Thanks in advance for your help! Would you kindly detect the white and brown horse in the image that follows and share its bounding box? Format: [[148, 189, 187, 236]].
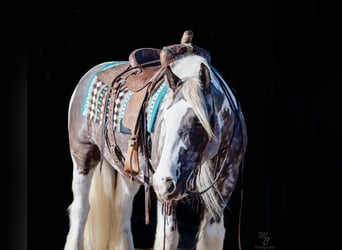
[[64, 39, 247, 250]]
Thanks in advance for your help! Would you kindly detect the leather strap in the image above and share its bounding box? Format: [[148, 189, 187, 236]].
[[122, 68, 165, 176], [124, 135, 140, 175], [122, 86, 148, 129], [105, 82, 126, 168]]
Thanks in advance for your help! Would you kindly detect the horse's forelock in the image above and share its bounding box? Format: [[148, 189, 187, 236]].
[[170, 55, 215, 140], [181, 78, 215, 140]]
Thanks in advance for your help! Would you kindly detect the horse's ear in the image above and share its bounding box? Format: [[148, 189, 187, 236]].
[[165, 65, 182, 91], [199, 63, 211, 91]]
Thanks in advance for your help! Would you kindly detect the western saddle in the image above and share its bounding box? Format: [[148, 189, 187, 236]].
[[96, 30, 211, 177]]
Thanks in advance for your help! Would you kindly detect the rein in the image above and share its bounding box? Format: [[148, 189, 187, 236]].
[[213, 68, 246, 250], [101, 57, 245, 248]]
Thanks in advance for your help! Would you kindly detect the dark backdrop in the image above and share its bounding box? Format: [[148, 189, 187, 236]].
[[4, 1, 338, 249]]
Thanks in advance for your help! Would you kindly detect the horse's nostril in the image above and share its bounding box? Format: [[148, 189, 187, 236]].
[[165, 177, 176, 194]]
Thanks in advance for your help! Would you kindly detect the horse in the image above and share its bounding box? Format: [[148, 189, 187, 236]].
[[64, 32, 247, 250]]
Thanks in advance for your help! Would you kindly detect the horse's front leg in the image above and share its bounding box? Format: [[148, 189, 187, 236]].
[[196, 211, 225, 250], [153, 201, 179, 250], [64, 154, 95, 250], [114, 173, 141, 250]]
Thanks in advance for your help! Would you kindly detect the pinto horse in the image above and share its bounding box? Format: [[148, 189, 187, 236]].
[[64, 35, 247, 250]]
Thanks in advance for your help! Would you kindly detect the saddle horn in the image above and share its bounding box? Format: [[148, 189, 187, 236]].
[[181, 30, 193, 44], [160, 30, 211, 67]]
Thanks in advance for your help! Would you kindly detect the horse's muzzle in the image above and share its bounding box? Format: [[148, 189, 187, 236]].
[[152, 176, 178, 201]]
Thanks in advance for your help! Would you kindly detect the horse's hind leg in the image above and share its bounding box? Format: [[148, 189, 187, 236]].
[[64, 143, 99, 250], [196, 211, 225, 250]]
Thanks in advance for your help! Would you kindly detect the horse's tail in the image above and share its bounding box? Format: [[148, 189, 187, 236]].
[[83, 160, 118, 250]]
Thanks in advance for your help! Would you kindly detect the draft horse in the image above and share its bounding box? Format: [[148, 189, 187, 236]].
[[64, 31, 247, 250]]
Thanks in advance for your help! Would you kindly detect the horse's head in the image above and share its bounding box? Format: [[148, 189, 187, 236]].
[[151, 55, 216, 202]]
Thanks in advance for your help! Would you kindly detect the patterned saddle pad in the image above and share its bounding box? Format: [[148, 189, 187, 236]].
[[81, 61, 167, 134]]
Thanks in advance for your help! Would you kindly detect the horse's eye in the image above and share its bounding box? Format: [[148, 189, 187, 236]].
[[194, 121, 202, 128], [189, 125, 207, 145], [193, 118, 203, 130]]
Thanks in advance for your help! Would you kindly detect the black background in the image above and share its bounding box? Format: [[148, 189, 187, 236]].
[[4, 0, 341, 249]]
